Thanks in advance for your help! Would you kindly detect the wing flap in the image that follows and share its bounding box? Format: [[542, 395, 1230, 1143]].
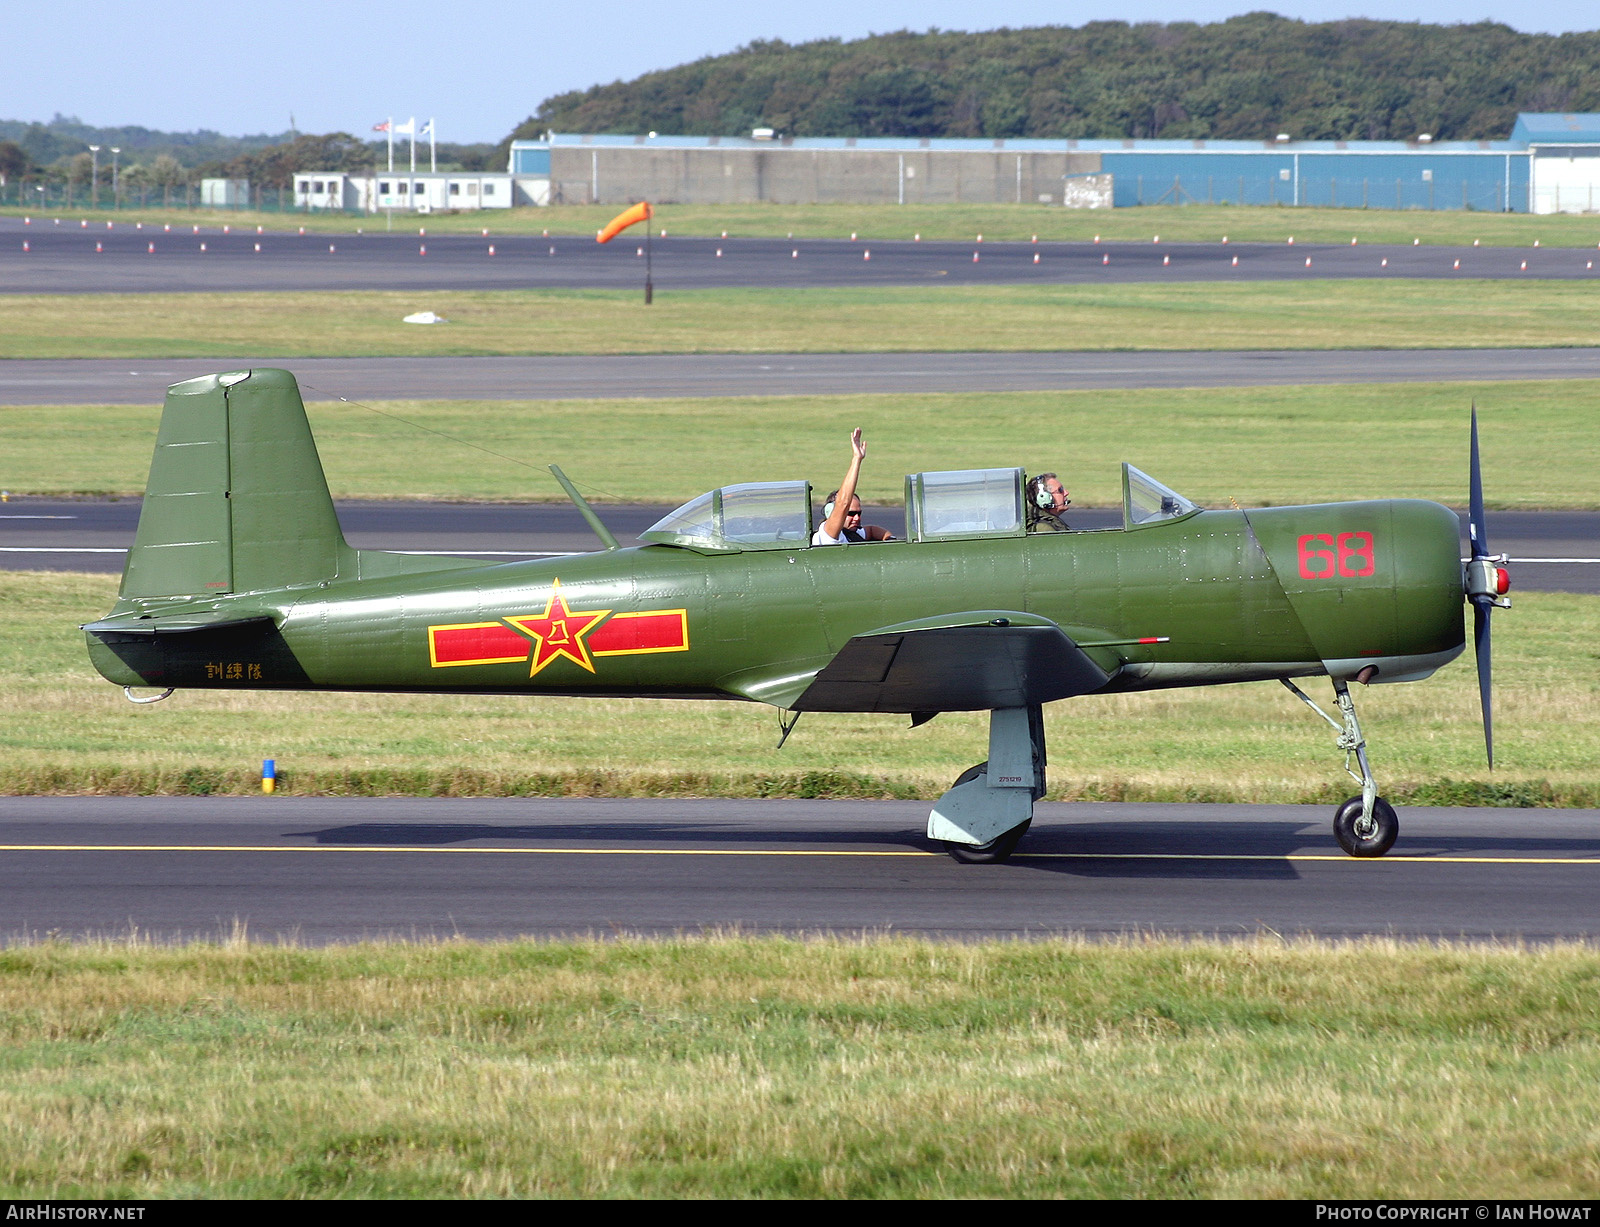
[[794, 611, 1112, 713]]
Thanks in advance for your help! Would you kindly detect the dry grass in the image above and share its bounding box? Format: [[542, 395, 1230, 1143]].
[[2, 935, 1599, 1197]]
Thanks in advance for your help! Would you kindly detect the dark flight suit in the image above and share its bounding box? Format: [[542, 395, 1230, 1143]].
[[1027, 505, 1070, 533]]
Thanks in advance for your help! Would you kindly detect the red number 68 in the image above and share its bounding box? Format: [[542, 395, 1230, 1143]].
[[1298, 531, 1375, 579]]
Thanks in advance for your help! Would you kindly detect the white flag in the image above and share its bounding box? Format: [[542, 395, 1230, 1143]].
[[394, 118, 415, 135]]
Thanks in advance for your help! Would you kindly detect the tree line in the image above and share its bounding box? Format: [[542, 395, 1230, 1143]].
[[0, 118, 498, 208], [508, 13, 1600, 146]]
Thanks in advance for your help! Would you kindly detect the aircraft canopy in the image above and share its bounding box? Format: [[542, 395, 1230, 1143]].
[[905, 467, 1026, 542], [1122, 464, 1200, 528], [641, 481, 813, 552]]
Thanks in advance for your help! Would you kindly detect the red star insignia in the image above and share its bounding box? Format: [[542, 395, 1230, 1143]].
[[503, 580, 611, 677]]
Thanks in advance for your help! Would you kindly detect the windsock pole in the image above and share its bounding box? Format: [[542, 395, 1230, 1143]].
[[596, 201, 656, 304]]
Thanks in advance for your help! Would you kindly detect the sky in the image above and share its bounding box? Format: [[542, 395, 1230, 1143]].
[[8, 2, 1596, 146]]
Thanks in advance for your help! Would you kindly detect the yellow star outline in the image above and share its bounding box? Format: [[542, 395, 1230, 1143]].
[[502, 580, 612, 678]]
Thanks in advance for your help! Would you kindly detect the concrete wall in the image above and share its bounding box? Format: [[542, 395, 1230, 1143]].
[[550, 145, 1103, 206]]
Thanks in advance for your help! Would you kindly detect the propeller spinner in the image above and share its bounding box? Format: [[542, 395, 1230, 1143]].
[[1463, 406, 1512, 766]]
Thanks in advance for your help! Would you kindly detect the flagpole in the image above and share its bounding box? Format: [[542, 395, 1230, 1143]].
[[429, 119, 436, 174], [409, 118, 416, 175], [387, 117, 393, 172]]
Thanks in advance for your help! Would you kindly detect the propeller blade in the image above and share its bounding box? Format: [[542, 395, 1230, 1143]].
[[1468, 405, 1498, 769], [1474, 600, 1493, 769], [1468, 403, 1489, 559]]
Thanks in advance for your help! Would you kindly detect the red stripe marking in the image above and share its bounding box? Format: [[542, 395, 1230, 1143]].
[[431, 622, 529, 665], [590, 610, 687, 655]]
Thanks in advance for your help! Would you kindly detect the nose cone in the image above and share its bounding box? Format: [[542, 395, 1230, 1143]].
[[1388, 499, 1470, 661]]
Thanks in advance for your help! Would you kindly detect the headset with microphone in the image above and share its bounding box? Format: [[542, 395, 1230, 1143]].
[[1029, 474, 1064, 510]]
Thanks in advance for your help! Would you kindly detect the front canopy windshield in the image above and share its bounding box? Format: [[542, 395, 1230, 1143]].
[[640, 481, 812, 551], [1123, 463, 1200, 528]]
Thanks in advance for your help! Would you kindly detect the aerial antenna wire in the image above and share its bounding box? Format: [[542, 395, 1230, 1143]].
[[296, 381, 634, 503]]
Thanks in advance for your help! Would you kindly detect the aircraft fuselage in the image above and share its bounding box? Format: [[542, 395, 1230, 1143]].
[[87, 498, 1465, 710]]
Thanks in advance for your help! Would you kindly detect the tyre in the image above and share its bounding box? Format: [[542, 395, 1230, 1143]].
[[943, 818, 1031, 864], [1333, 796, 1398, 858]]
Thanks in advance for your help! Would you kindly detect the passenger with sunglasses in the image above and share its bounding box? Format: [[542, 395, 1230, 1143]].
[[812, 427, 894, 545]]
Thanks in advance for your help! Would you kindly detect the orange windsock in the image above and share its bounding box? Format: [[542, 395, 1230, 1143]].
[[597, 201, 653, 244]]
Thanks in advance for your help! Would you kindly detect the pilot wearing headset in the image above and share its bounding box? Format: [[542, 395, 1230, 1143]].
[[1025, 472, 1071, 533], [813, 427, 894, 545]]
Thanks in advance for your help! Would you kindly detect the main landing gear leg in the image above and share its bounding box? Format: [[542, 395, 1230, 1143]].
[[928, 705, 1045, 864], [1281, 677, 1399, 858]]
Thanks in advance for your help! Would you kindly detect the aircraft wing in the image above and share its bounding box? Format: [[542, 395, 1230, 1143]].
[[792, 611, 1112, 713]]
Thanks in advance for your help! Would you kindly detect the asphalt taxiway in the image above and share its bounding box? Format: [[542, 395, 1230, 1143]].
[[4, 217, 1598, 294], [8, 347, 1600, 406], [4, 796, 1598, 943]]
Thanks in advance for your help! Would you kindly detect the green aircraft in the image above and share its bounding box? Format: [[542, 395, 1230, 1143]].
[[83, 369, 1511, 863]]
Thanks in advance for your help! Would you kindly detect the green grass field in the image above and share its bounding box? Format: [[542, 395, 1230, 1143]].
[[8, 280, 1600, 359], [4, 379, 1594, 509], [9, 201, 1600, 247], [10, 572, 1595, 805], [4, 936, 1600, 1198]]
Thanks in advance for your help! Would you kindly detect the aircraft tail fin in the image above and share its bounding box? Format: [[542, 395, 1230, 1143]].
[[121, 369, 352, 599]]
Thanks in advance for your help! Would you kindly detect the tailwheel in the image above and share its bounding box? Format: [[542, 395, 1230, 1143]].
[[1333, 796, 1398, 858]]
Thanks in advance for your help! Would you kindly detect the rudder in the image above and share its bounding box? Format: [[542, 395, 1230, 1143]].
[[121, 369, 350, 598]]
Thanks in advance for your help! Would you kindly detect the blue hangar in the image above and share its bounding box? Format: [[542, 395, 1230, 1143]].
[[509, 113, 1600, 214]]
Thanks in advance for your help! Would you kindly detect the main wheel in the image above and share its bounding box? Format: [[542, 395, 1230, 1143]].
[[943, 818, 1032, 864], [1333, 796, 1398, 858]]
